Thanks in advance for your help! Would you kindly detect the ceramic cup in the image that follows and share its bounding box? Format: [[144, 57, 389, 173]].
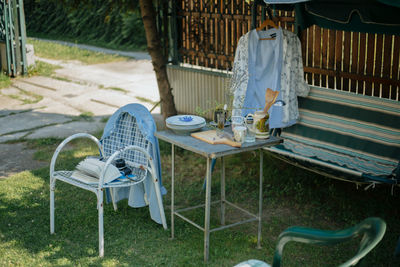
[[246, 110, 269, 135]]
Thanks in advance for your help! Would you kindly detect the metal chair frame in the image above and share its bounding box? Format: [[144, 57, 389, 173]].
[[50, 114, 167, 257]]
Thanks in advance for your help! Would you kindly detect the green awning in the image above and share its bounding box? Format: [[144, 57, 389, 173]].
[[378, 0, 400, 8], [295, 0, 400, 35], [264, 0, 400, 35]]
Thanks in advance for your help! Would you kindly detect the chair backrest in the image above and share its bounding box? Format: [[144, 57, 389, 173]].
[[101, 112, 151, 170], [272, 217, 386, 267]]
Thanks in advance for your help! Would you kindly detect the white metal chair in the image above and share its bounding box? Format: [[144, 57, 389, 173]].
[[50, 106, 167, 257]]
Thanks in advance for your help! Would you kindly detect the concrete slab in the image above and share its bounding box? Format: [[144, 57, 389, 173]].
[[26, 119, 106, 139], [13, 79, 115, 116], [0, 111, 73, 136], [14, 79, 90, 98], [54, 60, 160, 102], [90, 89, 139, 107], [32, 98, 82, 116], [1, 87, 20, 96], [0, 86, 40, 103], [0, 132, 26, 143], [0, 95, 24, 112], [19, 76, 90, 91], [2, 45, 163, 143]]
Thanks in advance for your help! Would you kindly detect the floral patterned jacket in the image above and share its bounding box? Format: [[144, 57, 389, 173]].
[[230, 28, 309, 128]]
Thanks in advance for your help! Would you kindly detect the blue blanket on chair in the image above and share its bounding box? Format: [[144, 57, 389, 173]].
[[102, 103, 166, 224]]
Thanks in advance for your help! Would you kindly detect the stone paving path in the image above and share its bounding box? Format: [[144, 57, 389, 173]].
[[0, 48, 163, 177]]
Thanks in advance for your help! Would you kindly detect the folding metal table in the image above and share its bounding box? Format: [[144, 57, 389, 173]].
[[155, 129, 281, 262]]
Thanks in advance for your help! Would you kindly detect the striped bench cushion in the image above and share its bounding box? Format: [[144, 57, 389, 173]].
[[269, 86, 400, 181]]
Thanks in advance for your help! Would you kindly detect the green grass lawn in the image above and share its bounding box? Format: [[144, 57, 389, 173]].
[[0, 137, 399, 266], [28, 38, 127, 65]]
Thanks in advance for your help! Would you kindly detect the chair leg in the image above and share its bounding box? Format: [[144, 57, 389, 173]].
[[50, 180, 55, 234], [153, 176, 168, 230], [110, 188, 118, 211], [98, 189, 104, 257]]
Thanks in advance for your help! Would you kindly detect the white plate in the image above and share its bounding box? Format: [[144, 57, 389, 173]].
[[167, 121, 206, 135], [166, 122, 205, 130], [166, 115, 205, 126]]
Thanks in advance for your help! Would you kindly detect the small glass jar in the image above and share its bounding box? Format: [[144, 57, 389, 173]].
[[245, 114, 256, 143], [233, 126, 246, 143]]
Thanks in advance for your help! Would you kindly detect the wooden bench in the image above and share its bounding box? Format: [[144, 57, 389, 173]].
[[265, 86, 400, 187]]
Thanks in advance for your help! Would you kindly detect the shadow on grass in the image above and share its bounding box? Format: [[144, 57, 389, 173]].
[[0, 142, 399, 266]]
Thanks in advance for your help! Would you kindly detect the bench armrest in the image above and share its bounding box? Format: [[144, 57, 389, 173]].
[[272, 217, 386, 267]]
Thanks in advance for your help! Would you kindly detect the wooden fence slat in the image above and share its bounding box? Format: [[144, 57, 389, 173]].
[[307, 27, 314, 85], [300, 29, 308, 83], [205, 14, 209, 68], [350, 32, 359, 93], [313, 26, 321, 87], [357, 33, 367, 95], [381, 35, 392, 99], [374, 34, 384, 97], [365, 33, 375, 96], [392, 37, 400, 100], [335, 31, 343, 90], [327, 29, 336, 88], [321, 28, 328, 87], [342, 31, 351, 92]]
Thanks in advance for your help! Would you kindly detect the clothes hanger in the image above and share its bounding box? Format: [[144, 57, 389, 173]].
[[256, 19, 278, 31], [257, 19, 278, 40]]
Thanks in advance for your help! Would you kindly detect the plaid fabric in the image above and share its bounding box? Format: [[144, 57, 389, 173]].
[[272, 86, 400, 180], [102, 112, 150, 171]]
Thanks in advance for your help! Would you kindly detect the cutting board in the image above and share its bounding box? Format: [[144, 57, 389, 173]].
[[191, 130, 241, 148]]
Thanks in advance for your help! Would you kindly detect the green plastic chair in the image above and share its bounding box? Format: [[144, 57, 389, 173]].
[[234, 217, 386, 267]]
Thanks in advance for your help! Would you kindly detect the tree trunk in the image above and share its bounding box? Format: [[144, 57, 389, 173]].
[[139, 0, 177, 119]]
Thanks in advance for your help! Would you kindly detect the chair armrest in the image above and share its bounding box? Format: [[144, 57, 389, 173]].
[[100, 145, 157, 186], [50, 133, 102, 179], [272, 217, 386, 267]]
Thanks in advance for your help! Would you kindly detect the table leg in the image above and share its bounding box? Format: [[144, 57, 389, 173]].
[[204, 157, 212, 262], [220, 157, 225, 225], [171, 144, 175, 239], [257, 149, 263, 249]]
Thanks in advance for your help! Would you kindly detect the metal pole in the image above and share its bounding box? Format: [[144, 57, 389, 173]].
[[3, 1, 11, 76], [171, 144, 175, 239], [257, 149, 263, 249], [204, 157, 212, 262], [98, 189, 104, 257], [12, 0, 21, 75], [6, 0, 15, 76], [50, 183, 55, 234], [220, 157, 225, 225], [170, 0, 179, 64], [251, 0, 257, 29], [17, 0, 27, 75]]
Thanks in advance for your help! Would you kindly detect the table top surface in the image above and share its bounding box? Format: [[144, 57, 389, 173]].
[[155, 128, 282, 158]]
